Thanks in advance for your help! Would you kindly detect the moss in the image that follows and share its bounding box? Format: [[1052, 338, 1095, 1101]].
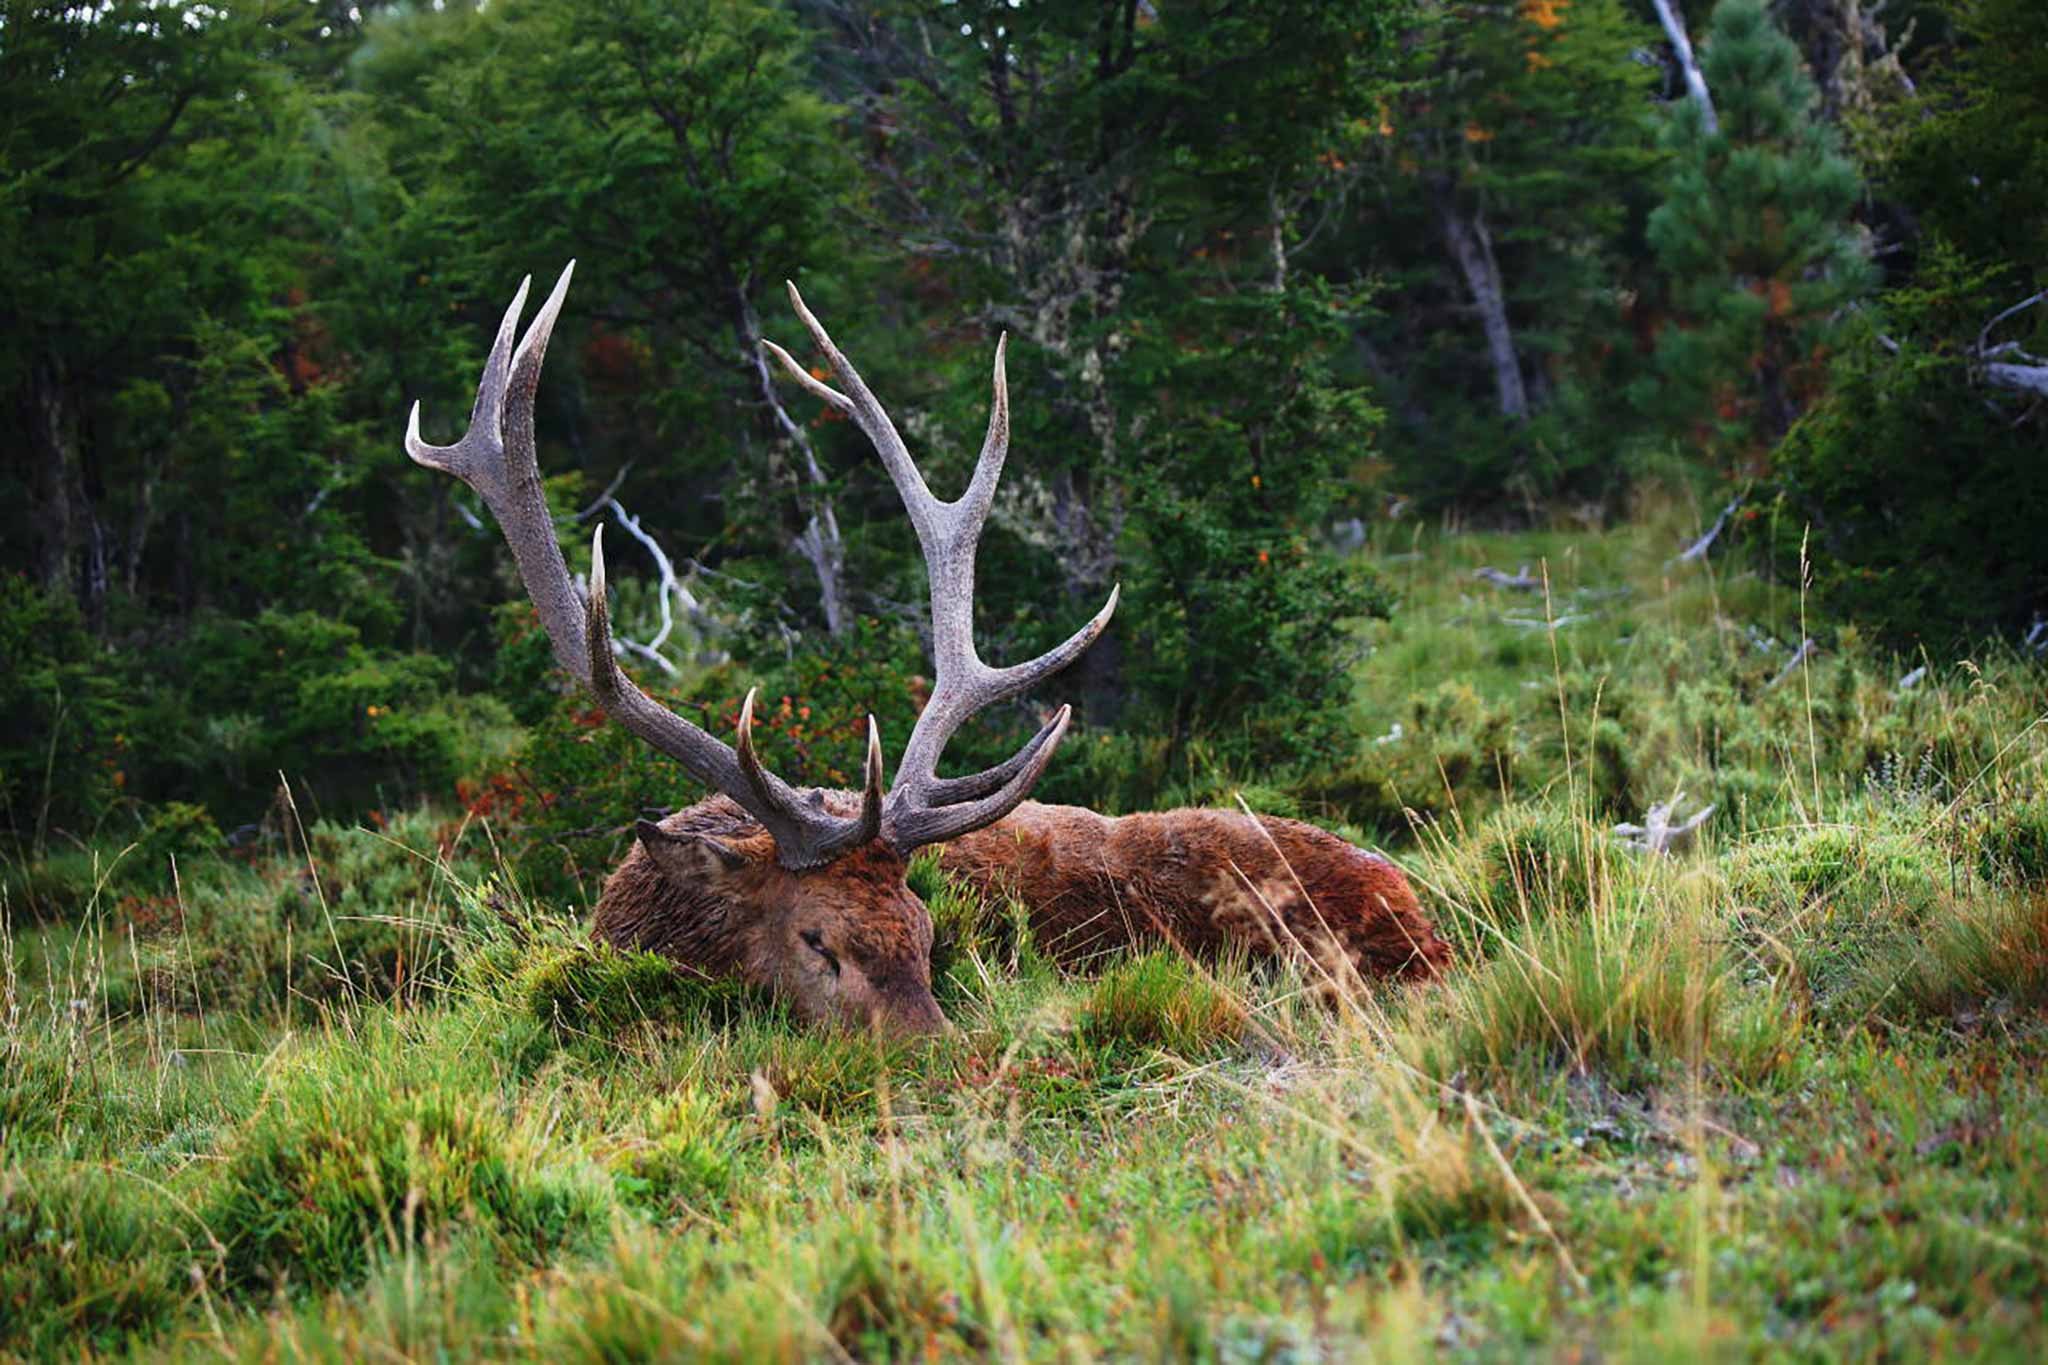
[[1975, 792, 2048, 887], [512, 939, 754, 1038], [1727, 808, 1957, 1018]]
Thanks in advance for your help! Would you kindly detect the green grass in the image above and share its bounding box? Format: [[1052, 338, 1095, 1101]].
[[5, 505, 2047, 1360]]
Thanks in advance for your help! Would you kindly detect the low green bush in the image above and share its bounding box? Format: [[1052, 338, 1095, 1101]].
[[1727, 806, 1957, 1019], [1074, 951, 1245, 1057], [208, 1040, 603, 1297], [0, 1161, 190, 1356]]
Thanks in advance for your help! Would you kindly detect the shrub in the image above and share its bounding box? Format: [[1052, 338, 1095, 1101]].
[[0, 1161, 188, 1356], [119, 608, 510, 827], [0, 574, 128, 846], [1768, 252, 2048, 651], [1074, 951, 1245, 1057], [126, 801, 222, 891], [208, 1044, 602, 1297]]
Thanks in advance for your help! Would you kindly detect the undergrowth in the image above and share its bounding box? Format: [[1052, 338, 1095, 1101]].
[[4, 508, 2046, 1360]]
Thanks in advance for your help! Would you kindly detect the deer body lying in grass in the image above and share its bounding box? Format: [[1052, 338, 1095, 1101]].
[[409, 265, 1446, 1035], [935, 803, 1447, 983]]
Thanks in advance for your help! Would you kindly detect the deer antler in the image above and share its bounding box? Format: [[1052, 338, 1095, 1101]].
[[764, 282, 1118, 852], [407, 265, 882, 870]]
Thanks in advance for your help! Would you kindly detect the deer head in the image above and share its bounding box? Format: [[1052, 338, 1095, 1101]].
[[405, 264, 1114, 1036]]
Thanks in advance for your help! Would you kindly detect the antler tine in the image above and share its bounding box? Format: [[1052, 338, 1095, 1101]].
[[407, 263, 586, 685], [918, 705, 1067, 806], [773, 282, 948, 549], [887, 707, 1074, 852], [766, 286, 1115, 853], [411, 271, 876, 874]]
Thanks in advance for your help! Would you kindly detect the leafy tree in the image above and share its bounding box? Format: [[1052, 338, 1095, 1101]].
[[1643, 0, 1872, 471], [1889, 0, 2048, 290], [355, 0, 864, 643], [1762, 1, 2048, 651], [1771, 248, 2047, 649], [1341, 0, 1663, 510]]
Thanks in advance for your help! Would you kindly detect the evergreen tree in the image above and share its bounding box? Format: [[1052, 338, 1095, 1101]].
[[1644, 0, 1871, 471], [1333, 0, 1663, 511]]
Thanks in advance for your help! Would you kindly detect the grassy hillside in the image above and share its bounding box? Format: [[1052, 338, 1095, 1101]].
[[7, 507, 2047, 1361]]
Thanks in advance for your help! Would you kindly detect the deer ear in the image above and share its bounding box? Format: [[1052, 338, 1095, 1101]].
[[636, 819, 748, 883]]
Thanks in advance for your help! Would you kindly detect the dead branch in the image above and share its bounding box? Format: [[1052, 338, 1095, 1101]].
[[1649, 0, 1718, 135], [1501, 612, 1594, 629], [1764, 636, 1818, 690], [1672, 497, 1741, 566], [1614, 791, 1715, 855], [597, 497, 719, 675], [1474, 564, 1541, 591]]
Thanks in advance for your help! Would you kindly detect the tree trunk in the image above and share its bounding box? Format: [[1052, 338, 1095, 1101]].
[[25, 356, 81, 601], [1434, 187, 1530, 421]]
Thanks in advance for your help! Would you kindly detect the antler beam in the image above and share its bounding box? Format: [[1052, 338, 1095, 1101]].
[[408, 265, 880, 871], [764, 283, 1118, 851]]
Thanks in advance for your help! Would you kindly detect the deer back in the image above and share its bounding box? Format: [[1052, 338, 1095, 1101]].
[[936, 803, 1449, 981]]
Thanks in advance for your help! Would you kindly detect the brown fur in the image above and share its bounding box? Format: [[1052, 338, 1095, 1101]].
[[594, 794, 942, 1035], [937, 802, 1449, 982], [592, 794, 1446, 1029]]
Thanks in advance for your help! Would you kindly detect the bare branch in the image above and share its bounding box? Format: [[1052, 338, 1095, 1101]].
[[1474, 564, 1540, 592], [1614, 792, 1715, 855], [1672, 497, 1741, 566], [1764, 637, 1818, 690], [1649, 0, 1718, 134]]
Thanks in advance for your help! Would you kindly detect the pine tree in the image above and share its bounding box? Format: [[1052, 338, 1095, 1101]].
[[1644, 0, 1871, 471]]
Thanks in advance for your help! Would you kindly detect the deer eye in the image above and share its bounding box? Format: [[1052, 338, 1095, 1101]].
[[799, 929, 840, 977]]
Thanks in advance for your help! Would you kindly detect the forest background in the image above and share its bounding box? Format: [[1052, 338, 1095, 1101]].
[[4, 0, 2043, 878]]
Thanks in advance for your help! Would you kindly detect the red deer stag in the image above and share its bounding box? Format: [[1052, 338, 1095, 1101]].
[[408, 265, 1445, 1035]]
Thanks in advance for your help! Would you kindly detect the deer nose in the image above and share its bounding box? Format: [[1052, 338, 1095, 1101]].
[[873, 993, 951, 1039]]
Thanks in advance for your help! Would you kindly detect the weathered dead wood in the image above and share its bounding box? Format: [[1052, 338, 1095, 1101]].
[[1614, 791, 1715, 855]]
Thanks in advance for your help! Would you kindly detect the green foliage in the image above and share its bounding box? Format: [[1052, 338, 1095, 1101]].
[[1975, 791, 2048, 887], [1770, 256, 2048, 650], [1437, 803, 1604, 958], [1338, 0, 1664, 511], [1644, 0, 1873, 467], [208, 1028, 603, 1297], [1727, 801, 1957, 1020], [611, 1086, 748, 1218], [0, 575, 127, 847], [1073, 951, 1246, 1057], [0, 1162, 187, 1357], [1120, 286, 1396, 766], [1887, 0, 2048, 288], [510, 939, 756, 1038]]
